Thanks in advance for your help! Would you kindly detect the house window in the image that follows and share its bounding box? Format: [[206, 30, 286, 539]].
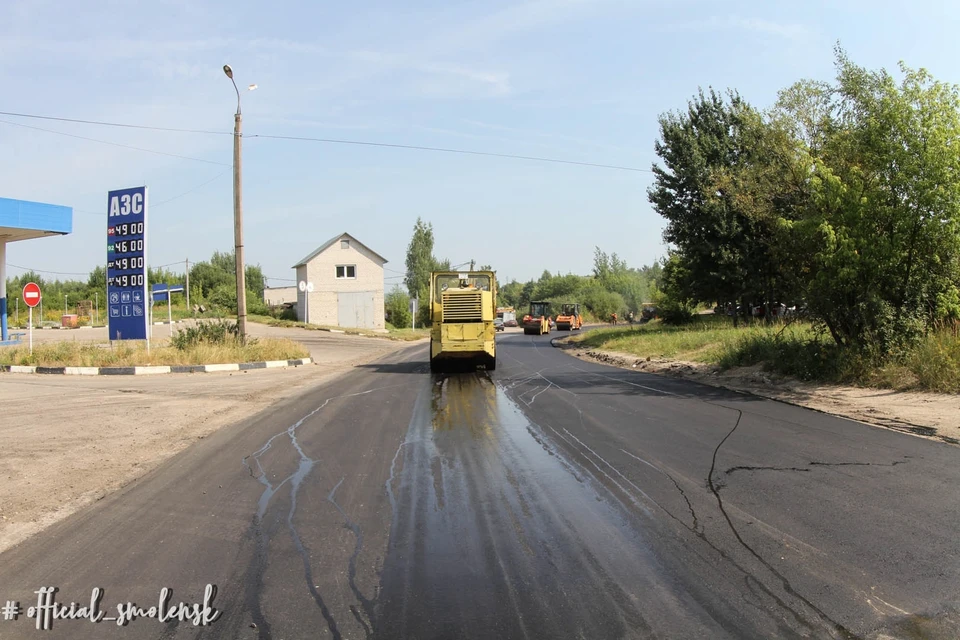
[[341, 239, 350, 249], [336, 265, 356, 279]]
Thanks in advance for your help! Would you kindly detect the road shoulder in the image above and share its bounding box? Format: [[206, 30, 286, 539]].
[[0, 331, 419, 555]]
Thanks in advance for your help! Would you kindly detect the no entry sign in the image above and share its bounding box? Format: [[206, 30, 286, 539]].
[[22, 282, 41, 308]]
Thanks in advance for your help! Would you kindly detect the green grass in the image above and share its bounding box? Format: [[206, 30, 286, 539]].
[[247, 315, 430, 341], [567, 315, 960, 392], [0, 336, 308, 367], [570, 314, 772, 361]]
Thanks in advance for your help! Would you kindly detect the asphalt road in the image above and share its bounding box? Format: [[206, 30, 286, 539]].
[[0, 330, 958, 639]]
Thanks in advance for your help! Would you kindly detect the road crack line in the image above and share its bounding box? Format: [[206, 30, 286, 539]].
[[725, 465, 811, 476], [620, 448, 701, 534], [328, 477, 377, 638], [240, 383, 412, 640], [707, 410, 861, 639]]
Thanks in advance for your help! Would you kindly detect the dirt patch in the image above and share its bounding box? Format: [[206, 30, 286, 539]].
[[554, 337, 960, 446], [0, 331, 414, 555]]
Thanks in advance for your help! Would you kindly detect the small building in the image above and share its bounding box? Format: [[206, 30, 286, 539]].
[[263, 285, 298, 308], [292, 232, 387, 329]]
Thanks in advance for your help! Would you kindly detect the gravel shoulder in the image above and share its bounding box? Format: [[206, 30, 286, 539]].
[[0, 326, 424, 554], [554, 337, 960, 446]]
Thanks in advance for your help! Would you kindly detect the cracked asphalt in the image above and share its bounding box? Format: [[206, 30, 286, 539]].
[[0, 331, 958, 639]]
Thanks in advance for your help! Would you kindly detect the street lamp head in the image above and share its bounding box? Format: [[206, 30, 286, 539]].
[[223, 64, 233, 79]]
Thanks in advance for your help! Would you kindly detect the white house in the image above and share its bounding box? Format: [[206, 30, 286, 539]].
[[292, 232, 387, 329]]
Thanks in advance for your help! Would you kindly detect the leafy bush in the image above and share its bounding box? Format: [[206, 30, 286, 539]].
[[580, 283, 625, 320], [385, 287, 412, 329], [267, 305, 297, 321], [246, 293, 269, 316], [650, 283, 696, 325], [207, 284, 237, 311], [170, 318, 240, 351], [206, 283, 268, 316]]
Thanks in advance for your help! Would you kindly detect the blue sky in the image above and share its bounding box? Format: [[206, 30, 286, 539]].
[[1, 0, 959, 290]]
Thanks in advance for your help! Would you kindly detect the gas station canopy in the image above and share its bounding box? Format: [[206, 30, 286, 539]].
[[0, 197, 73, 241], [0, 196, 73, 344]]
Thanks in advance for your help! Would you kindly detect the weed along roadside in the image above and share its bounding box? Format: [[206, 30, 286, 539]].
[[555, 319, 960, 446], [0, 318, 311, 373]]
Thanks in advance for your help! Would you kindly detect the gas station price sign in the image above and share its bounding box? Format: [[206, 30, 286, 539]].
[[106, 186, 149, 341]]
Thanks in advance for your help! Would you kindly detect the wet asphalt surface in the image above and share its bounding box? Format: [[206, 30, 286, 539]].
[[0, 330, 959, 639]]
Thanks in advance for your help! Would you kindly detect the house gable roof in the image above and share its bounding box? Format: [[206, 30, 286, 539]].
[[292, 232, 389, 268]]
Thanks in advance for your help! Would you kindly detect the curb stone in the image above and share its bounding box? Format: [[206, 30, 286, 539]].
[[0, 358, 313, 376]]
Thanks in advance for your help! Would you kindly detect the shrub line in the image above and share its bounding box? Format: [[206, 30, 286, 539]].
[[0, 358, 313, 376]]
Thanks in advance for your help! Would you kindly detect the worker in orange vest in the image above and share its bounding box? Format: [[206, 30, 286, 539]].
[[611, 312, 618, 325]]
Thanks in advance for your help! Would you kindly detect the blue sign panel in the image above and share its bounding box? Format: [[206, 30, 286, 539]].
[[152, 283, 185, 303], [106, 186, 148, 341]]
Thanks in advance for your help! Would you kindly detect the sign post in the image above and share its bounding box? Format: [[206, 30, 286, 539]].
[[106, 186, 149, 350], [22, 282, 40, 354], [298, 281, 314, 324], [151, 284, 185, 336]]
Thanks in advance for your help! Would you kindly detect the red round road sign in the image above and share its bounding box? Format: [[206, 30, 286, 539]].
[[22, 282, 41, 308]]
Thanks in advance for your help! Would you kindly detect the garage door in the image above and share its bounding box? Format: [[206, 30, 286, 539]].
[[338, 291, 376, 329]]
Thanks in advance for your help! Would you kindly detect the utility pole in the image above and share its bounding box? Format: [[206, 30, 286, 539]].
[[224, 64, 248, 340], [232, 84, 247, 339], [185, 258, 190, 314], [470, 259, 475, 271]]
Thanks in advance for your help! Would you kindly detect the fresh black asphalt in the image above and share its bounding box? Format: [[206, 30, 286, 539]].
[[0, 330, 957, 639]]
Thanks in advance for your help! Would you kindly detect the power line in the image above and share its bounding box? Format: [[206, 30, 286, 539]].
[[8, 260, 186, 278], [152, 260, 188, 270], [0, 109, 649, 173], [8, 263, 88, 276], [72, 172, 229, 217], [151, 172, 228, 207], [0, 111, 231, 136], [249, 133, 650, 173], [0, 119, 230, 167]]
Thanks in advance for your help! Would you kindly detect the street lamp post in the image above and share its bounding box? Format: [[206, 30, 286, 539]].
[[224, 64, 248, 339]]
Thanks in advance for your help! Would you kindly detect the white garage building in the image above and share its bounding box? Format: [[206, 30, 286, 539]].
[[293, 232, 387, 330]]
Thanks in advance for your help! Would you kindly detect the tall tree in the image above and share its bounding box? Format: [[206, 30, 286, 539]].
[[707, 107, 813, 322], [648, 87, 764, 313], [404, 217, 436, 300], [797, 48, 960, 350]]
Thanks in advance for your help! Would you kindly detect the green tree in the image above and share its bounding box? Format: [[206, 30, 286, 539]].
[[648, 87, 766, 315], [405, 218, 436, 300], [385, 286, 412, 328], [188, 251, 265, 301], [532, 272, 581, 301], [497, 280, 524, 308], [580, 279, 625, 320], [796, 49, 960, 351], [404, 218, 451, 325], [87, 266, 106, 290], [707, 106, 813, 323]]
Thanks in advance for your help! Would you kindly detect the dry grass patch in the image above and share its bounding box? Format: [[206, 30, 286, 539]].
[[0, 337, 309, 367]]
